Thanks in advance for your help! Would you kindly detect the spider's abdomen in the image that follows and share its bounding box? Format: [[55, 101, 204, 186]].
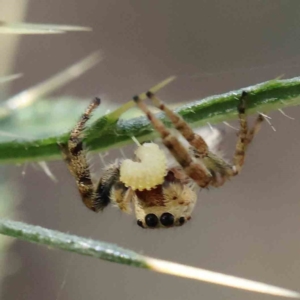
[[120, 143, 167, 191]]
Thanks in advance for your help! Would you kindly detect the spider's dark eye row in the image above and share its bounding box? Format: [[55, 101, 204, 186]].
[[137, 219, 144, 228], [179, 217, 185, 225], [160, 212, 174, 226], [142, 213, 186, 228], [145, 213, 159, 227]]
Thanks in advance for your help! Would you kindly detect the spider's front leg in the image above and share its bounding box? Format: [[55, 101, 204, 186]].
[[60, 77, 177, 215], [59, 97, 129, 212], [59, 98, 101, 211]]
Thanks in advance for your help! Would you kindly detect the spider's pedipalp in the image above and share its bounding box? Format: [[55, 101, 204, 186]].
[[95, 162, 124, 211], [146, 91, 209, 157], [120, 143, 167, 191]]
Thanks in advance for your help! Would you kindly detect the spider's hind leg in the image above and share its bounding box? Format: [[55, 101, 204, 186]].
[[233, 91, 264, 175], [146, 91, 209, 158], [145, 91, 234, 187], [134, 95, 212, 188]]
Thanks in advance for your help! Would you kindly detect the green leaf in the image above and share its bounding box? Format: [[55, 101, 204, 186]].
[[1, 76, 300, 164], [0, 98, 117, 140]]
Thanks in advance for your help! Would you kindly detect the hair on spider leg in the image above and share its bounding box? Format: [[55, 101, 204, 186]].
[[203, 124, 226, 154], [21, 161, 57, 182], [61, 80, 264, 228], [258, 112, 271, 119], [258, 112, 276, 132], [98, 152, 110, 167]]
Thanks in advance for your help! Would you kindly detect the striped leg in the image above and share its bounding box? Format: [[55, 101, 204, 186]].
[[233, 92, 263, 175], [233, 92, 248, 174], [246, 114, 264, 147], [133, 95, 212, 188], [146, 91, 209, 158], [60, 98, 101, 211]]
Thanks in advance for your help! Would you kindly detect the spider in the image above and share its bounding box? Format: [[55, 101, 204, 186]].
[[60, 80, 263, 229]]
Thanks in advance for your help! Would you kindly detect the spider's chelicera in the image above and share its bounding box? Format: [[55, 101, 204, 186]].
[[59, 81, 263, 229]]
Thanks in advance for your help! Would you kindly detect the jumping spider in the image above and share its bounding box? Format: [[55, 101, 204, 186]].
[[60, 80, 263, 229]]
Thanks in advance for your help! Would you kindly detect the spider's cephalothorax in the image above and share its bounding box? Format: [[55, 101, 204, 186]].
[[60, 81, 263, 229]]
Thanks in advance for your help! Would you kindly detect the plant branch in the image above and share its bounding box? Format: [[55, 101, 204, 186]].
[[1, 76, 300, 164], [0, 218, 299, 298]]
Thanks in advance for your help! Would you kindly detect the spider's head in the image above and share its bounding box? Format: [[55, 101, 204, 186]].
[[119, 142, 198, 228], [133, 179, 197, 229]]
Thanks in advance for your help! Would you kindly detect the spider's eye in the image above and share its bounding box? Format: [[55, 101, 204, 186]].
[[160, 212, 174, 227], [179, 217, 185, 225], [137, 220, 144, 228], [145, 214, 159, 228]]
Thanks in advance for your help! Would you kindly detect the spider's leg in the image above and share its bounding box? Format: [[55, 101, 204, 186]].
[[146, 91, 208, 158], [233, 92, 263, 174], [146, 91, 238, 186], [63, 85, 176, 214], [232, 92, 248, 174], [246, 114, 264, 146], [62, 97, 101, 211], [134, 95, 211, 188]]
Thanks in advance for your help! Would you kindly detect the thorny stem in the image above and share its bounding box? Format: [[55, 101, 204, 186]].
[[1, 76, 300, 164], [0, 218, 299, 298]]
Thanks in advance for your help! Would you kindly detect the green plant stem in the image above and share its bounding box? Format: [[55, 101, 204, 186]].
[[0, 219, 146, 267], [0, 218, 299, 298], [1, 77, 300, 164]]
